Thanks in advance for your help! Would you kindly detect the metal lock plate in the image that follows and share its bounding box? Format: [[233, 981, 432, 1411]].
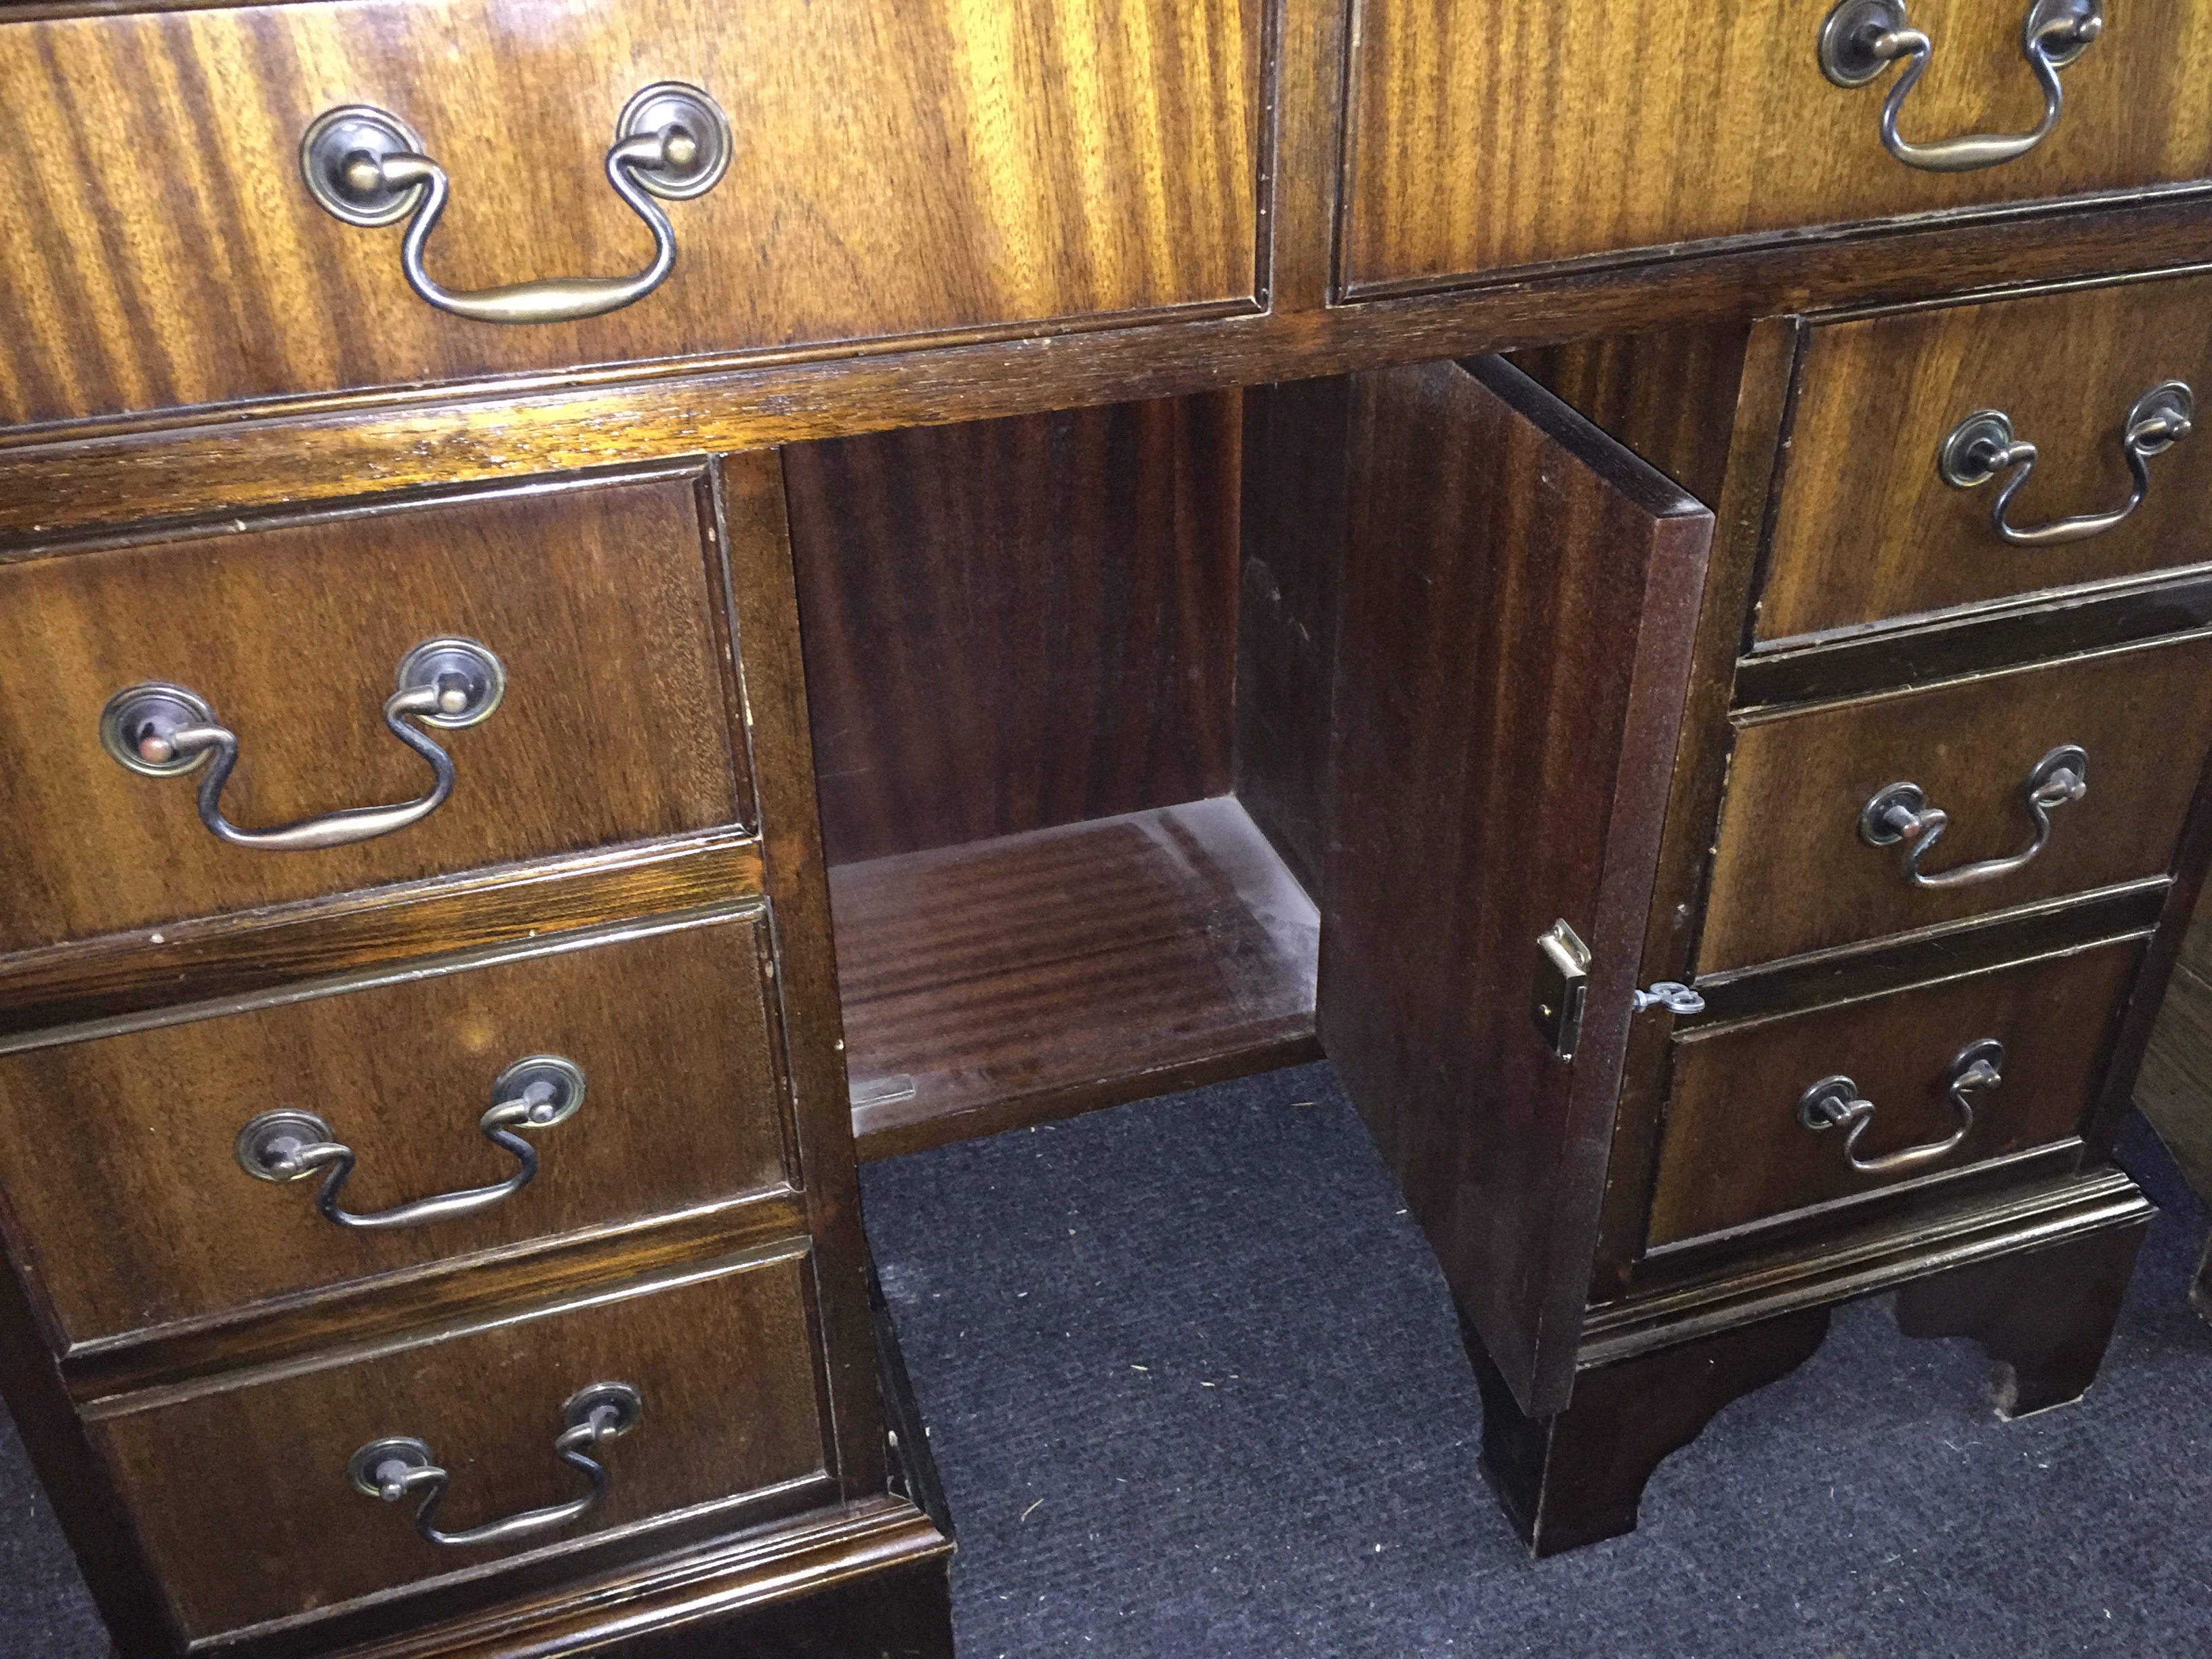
[[1532, 920, 1592, 1060]]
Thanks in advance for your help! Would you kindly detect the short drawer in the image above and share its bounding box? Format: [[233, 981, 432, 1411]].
[[0, 0, 1258, 428], [1701, 630, 2212, 971], [92, 1248, 830, 1642], [1647, 937, 2142, 1249], [0, 474, 743, 951], [0, 908, 791, 1345], [1343, 1, 2212, 293], [1760, 274, 2212, 642]]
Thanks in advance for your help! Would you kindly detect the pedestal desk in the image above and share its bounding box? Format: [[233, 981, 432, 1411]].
[[3, 0, 2209, 1650]]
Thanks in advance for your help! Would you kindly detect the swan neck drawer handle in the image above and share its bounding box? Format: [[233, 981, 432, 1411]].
[[100, 637, 504, 853], [1940, 382, 2194, 547], [1818, 0, 2103, 173], [1859, 744, 2087, 890], [300, 82, 731, 325], [235, 1056, 583, 1231], [1797, 1040, 2003, 1174], [349, 1382, 642, 1549]]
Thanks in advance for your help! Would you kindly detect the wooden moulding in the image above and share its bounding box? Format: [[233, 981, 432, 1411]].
[[7, 199, 2212, 546], [0, 830, 765, 1043], [832, 796, 1321, 1160], [322, 1495, 951, 1659], [1582, 1165, 2153, 1365]]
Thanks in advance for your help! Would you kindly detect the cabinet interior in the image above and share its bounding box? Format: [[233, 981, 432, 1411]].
[[784, 384, 1349, 1158]]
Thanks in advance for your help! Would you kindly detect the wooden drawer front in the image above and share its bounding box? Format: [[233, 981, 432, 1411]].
[[1648, 939, 2140, 1249], [1341, 3, 2212, 293], [94, 1250, 828, 1641], [0, 476, 742, 951], [1702, 632, 2212, 972], [0, 909, 789, 1345], [0, 0, 1258, 428], [1761, 276, 2212, 642]]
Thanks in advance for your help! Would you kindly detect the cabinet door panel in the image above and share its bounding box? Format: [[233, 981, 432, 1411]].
[[1322, 356, 1714, 1416]]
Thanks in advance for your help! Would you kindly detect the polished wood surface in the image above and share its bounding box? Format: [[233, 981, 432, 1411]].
[[1513, 323, 1752, 508], [0, 472, 743, 952], [1649, 937, 2142, 1249], [14, 202, 2212, 545], [1468, 1303, 1832, 1559], [1893, 1217, 2146, 1416], [1322, 356, 1713, 1416], [709, 451, 887, 1508], [0, 831, 762, 1044], [1585, 318, 1799, 1302], [1761, 273, 2212, 642], [1343, 2, 2212, 293], [785, 396, 1240, 865], [94, 1250, 828, 1641], [1235, 377, 1351, 897], [1701, 632, 2212, 971], [832, 796, 1319, 1159], [1737, 565, 2212, 710], [0, 908, 791, 1345], [1689, 881, 2166, 1026], [327, 1499, 950, 1659], [64, 1196, 808, 1410], [0, 0, 1261, 427]]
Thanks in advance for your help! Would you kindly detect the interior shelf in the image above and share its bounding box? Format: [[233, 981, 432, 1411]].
[[831, 795, 1320, 1160]]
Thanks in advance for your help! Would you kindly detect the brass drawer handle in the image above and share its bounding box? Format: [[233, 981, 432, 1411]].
[[300, 82, 731, 325], [349, 1382, 642, 1549], [1940, 382, 2194, 547], [1818, 0, 2102, 173], [1859, 744, 2087, 890], [99, 638, 504, 853], [1797, 1040, 2003, 1174], [234, 1056, 583, 1231]]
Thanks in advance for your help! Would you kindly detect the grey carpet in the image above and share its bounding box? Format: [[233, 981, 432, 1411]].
[[4, 1060, 2208, 1656], [857, 1062, 2212, 1658]]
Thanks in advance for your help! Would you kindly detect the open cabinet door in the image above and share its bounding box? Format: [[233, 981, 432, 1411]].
[[1322, 356, 1714, 1418]]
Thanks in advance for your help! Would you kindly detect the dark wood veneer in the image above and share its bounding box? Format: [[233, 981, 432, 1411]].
[[834, 797, 1319, 1160], [0, 0, 1263, 427], [1468, 1303, 1832, 1559], [1760, 274, 2212, 641], [1650, 938, 2143, 1248], [0, 910, 796, 1345], [0, 830, 764, 1042], [96, 1251, 832, 1641], [10, 203, 2212, 545], [1322, 356, 1714, 1416], [1702, 632, 2212, 971], [1342, 5, 2212, 294], [785, 396, 1242, 866], [0, 473, 748, 952], [1736, 575, 2212, 710], [1893, 1219, 2147, 1417]]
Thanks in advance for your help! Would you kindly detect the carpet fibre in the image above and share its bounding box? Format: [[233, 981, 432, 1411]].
[[5, 1060, 2209, 1656]]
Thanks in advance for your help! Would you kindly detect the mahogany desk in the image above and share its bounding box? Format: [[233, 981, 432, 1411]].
[[0, 1, 2206, 1651]]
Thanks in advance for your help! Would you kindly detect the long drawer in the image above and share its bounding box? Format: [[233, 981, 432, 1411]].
[[0, 907, 793, 1345], [1647, 935, 2142, 1248], [1701, 630, 2212, 971], [0, 473, 745, 951], [0, 0, 1258, 428], [91, 1248, 830, 1642], [1759, 273, 2212, 642], [1341, 1, 2212, 293]]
